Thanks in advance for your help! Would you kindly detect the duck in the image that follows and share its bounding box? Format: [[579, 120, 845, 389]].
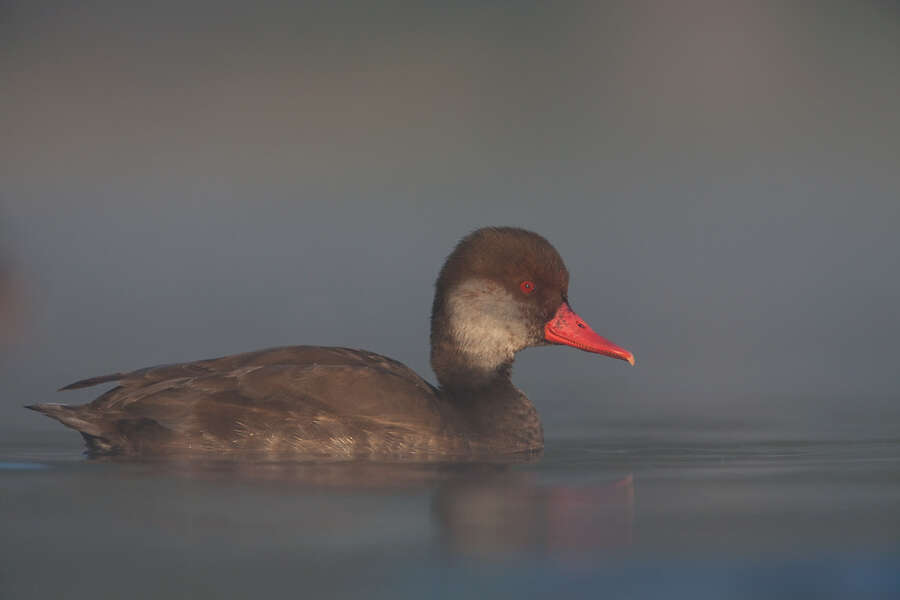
[[28, 227, 634, 459]]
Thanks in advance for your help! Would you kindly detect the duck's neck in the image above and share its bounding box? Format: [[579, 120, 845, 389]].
[[433, 364, 543, 452], [430, 289, 543, 451]]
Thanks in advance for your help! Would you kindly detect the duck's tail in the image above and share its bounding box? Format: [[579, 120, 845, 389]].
[[26, 404, 117, 453], [25, 403, 105, 436]]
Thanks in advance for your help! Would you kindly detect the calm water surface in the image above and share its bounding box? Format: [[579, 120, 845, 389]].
[[2, 425, 898, 599]]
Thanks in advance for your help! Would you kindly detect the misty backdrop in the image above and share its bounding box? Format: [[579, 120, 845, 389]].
[[2, 1, 898, 440]]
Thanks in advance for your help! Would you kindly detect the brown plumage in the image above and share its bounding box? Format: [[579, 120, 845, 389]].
[[28, 227, 634, 459]]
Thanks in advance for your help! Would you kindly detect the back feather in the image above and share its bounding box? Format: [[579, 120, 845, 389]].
[[58, 373, 125, 391]]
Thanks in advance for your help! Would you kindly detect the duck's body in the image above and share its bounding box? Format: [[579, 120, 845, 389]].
[[36, 345, 541, 458], [29, 227, 633, 459]]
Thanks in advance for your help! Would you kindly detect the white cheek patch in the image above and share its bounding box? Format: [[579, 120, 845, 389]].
[[445, 278, 532, 371]]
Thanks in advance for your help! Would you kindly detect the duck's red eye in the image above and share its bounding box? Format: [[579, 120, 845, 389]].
[[520, 280, 536, 295]]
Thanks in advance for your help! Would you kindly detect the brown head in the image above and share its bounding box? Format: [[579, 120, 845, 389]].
[[430, 227, 633, 391]]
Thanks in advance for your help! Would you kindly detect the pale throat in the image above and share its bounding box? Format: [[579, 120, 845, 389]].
[[444, 278, 532, 374]]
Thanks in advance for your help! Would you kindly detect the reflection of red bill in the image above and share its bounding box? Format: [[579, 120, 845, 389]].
[[547, 474, 635, 552], [544, 303, 635, 365]]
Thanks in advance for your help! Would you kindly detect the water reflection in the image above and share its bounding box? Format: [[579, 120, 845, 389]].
[[120, 457, 519, 488], [5, 438, 898, 599], [434, 472, 634, 561], [95, 457, 634, 561]]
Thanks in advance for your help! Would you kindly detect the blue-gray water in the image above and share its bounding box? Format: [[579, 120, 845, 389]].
[[3, 423, 898, 600]]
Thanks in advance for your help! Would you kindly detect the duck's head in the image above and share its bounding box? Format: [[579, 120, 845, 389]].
[[430, 227, 634, 390]]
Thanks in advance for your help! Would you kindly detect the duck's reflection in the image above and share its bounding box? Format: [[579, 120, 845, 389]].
[[117, 457, 634, 561], [433, 472, 633, 560]]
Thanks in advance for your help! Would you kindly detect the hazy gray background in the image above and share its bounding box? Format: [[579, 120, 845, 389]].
[[2, 0, 898, 438]]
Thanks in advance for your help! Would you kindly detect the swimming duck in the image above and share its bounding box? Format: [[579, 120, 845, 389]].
[[29, 227, 634, 458]]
